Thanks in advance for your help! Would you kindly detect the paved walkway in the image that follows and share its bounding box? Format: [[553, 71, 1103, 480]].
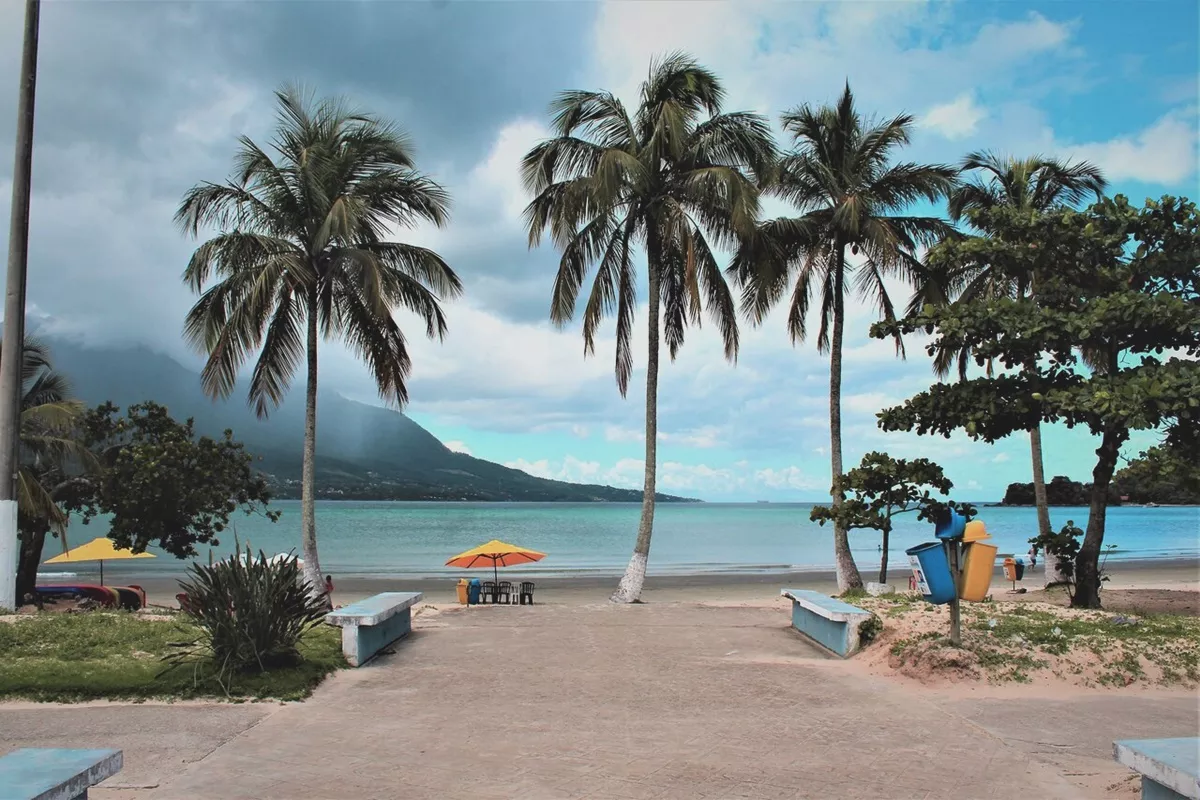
[[3, 601, 1196, 799]]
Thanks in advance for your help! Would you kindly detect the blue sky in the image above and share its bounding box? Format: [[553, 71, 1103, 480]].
[[0, 0, 1196, 501]]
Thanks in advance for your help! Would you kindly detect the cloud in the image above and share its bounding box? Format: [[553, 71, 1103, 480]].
[[991, 452, 1012, 464], [922, 93, 987, 140], [1060, 110, 1198, 184], [444, 440, 472, 456]]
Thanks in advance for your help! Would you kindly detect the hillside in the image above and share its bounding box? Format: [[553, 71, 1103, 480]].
[[44, 336, 697, 503]]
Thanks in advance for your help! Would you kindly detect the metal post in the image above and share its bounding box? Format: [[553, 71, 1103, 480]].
[[947, 541, 962, 645], [0, 0, 41, 610]]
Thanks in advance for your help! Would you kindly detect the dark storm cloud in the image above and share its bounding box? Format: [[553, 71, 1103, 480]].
[[0, 0, 599, 348]]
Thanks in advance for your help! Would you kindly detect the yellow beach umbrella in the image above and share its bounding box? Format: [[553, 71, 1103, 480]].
[[44, 536, 156, 584], [445, 539, 545, 584]]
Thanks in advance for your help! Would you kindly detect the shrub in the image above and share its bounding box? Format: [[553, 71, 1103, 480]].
[[169, 544, 329, 685]]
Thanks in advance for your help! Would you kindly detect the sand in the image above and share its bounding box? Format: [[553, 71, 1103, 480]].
[[109, 557, 1199, 608]]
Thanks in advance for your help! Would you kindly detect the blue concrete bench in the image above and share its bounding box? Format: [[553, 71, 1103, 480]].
[[780, 589, 875, 658], [1114, 738, 1199, 800], [0, 748, 122, 800], [325, 591, 422, 667]]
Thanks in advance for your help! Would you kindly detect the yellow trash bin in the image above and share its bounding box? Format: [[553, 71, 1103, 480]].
[[958, 542, 998, 602], [456, 578, 469, 605]]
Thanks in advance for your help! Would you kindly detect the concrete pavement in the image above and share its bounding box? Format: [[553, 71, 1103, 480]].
[[2, 601, 1195, 799]]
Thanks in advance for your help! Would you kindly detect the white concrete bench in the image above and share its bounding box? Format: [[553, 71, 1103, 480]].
[[0, 748, 122, 800], [1114, 738, 1199, 800], [325, 591, 422, 666], [780, 589, 875, 658]]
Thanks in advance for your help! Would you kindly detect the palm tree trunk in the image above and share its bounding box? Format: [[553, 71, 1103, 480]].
[[612, 266, 660, 604], [1029, 423, 1060, 586], [15, 525, 45, 604], [300, 290, 326, 605], [1072, 426, 1126, 608], [829, 243, 862, 593]]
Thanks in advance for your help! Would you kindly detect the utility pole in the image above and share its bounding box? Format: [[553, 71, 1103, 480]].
[[0, 0, 41, 610]]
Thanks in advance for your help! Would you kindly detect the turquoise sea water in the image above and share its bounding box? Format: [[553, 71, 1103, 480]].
[[39, 501, 1200, 581]]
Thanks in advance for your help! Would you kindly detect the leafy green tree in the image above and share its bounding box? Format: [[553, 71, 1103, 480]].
[[521, 53, 776, 603], [1113, 445, 1200, 504], [177, 87, 461, 595], [58, 402, 280, 559], [912, 152, 1107, 550], [875, 195, 1199, 608], [810, 452, 960, 584], [13, 339, 92, 602], [730, 83, 958, 592]]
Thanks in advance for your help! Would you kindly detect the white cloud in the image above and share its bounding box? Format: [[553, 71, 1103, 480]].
[[991, 452, 1011, 464], [922, 93, 987, 140], [444, 440, 472, 456], [755, 466, 824, 491], [1060, 110, 1198, 185], [504, 454, 832, 497]]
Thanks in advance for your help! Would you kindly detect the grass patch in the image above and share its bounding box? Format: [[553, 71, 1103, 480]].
[[0, 612, 344, 702]]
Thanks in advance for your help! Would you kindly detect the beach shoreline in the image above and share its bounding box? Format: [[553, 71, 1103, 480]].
[[51, 556, 1198, 607]]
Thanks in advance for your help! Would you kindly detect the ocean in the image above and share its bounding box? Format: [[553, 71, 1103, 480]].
[[38, 501, 1200, 582]]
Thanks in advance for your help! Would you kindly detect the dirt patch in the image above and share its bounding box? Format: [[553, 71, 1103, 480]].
[[1008, 587, 1200, 616], [851, 591, 1200, 690]]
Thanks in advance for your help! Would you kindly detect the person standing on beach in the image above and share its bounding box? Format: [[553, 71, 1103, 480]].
[[323, 575, 335, 610]]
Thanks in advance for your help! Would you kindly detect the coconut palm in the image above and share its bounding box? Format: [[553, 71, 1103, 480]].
[[177, 86, 461, 597], [913, 152, 1107, 548], [730, 83, 958, 592], [522, 53, 776, 603], [12, 338, 89, 601]]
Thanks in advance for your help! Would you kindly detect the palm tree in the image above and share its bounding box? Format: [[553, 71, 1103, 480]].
[[177, 87, 462, 597], [730, 83, 958, 592], [914, 152, 1107, 552], [522, 53, 776, 603], [12, 338, 89, 601]]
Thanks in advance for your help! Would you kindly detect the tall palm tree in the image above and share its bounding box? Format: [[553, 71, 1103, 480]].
[[522, 53, 776, 603], [12, 338, 89, 601], [913, 152, 1107, 551], [731, 83, 957, 592], [177, 87, 462, 597]]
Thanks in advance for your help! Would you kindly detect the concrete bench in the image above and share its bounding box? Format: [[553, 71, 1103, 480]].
[[0, 748, 122, 800], [325, 591, 422, 666], [780, 589, 874, 658], [1114, 738, 1199, 800]]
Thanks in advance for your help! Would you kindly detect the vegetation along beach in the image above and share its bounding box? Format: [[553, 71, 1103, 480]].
[[0, 0, 1197, 798]]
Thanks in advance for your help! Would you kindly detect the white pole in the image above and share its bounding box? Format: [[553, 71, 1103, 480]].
[[0, 0, 41, 611]]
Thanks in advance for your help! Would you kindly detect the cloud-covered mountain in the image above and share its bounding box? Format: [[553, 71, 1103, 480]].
[[44, 336, 695, 503]]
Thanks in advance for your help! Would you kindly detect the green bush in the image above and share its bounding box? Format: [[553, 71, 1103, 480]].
[[171, 544, 329, 683]]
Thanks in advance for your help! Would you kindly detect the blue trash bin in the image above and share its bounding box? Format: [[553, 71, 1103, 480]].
[[467, 578, 482, 605], [905, 542, 957, 605], [935, 509, 967, 540]]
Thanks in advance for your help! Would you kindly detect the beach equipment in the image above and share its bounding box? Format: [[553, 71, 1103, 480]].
[[958, 542, 998, 602], [445, 539, 546, 586], [905, 542, 956, 605], [44, 536, 156, 585]]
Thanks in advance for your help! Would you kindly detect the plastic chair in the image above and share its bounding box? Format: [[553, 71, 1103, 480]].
[[496, 581, 513, 604], [519, 582, 535, 605], [480, 581, 496, 604]]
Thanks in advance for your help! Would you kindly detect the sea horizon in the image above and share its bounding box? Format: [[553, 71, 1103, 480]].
[[38, 500, 1200, 583]]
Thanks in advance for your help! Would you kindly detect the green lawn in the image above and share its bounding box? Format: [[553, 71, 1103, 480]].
[[0, 612, 345, 702]]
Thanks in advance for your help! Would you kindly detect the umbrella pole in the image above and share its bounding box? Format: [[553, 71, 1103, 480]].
[[99, 560, 103, 586]]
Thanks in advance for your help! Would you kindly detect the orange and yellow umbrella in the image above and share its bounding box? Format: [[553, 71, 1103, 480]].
[[445, 539, 545, 584], [44, 536, 156, 584]]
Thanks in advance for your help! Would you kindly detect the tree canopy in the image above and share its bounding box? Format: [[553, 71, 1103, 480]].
[[809, 451, 969, 584], [873, 194, 1200, 607], [59, 402, 279, 558]]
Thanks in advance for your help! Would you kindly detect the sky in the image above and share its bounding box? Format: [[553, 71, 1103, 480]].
[[0, 0, 1196, 502]]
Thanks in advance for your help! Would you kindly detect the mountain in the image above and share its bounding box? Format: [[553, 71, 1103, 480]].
[[43, 336, 697, 503]]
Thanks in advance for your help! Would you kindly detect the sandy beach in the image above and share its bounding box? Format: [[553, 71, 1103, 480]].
[[108, 557, 1200, 608]]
